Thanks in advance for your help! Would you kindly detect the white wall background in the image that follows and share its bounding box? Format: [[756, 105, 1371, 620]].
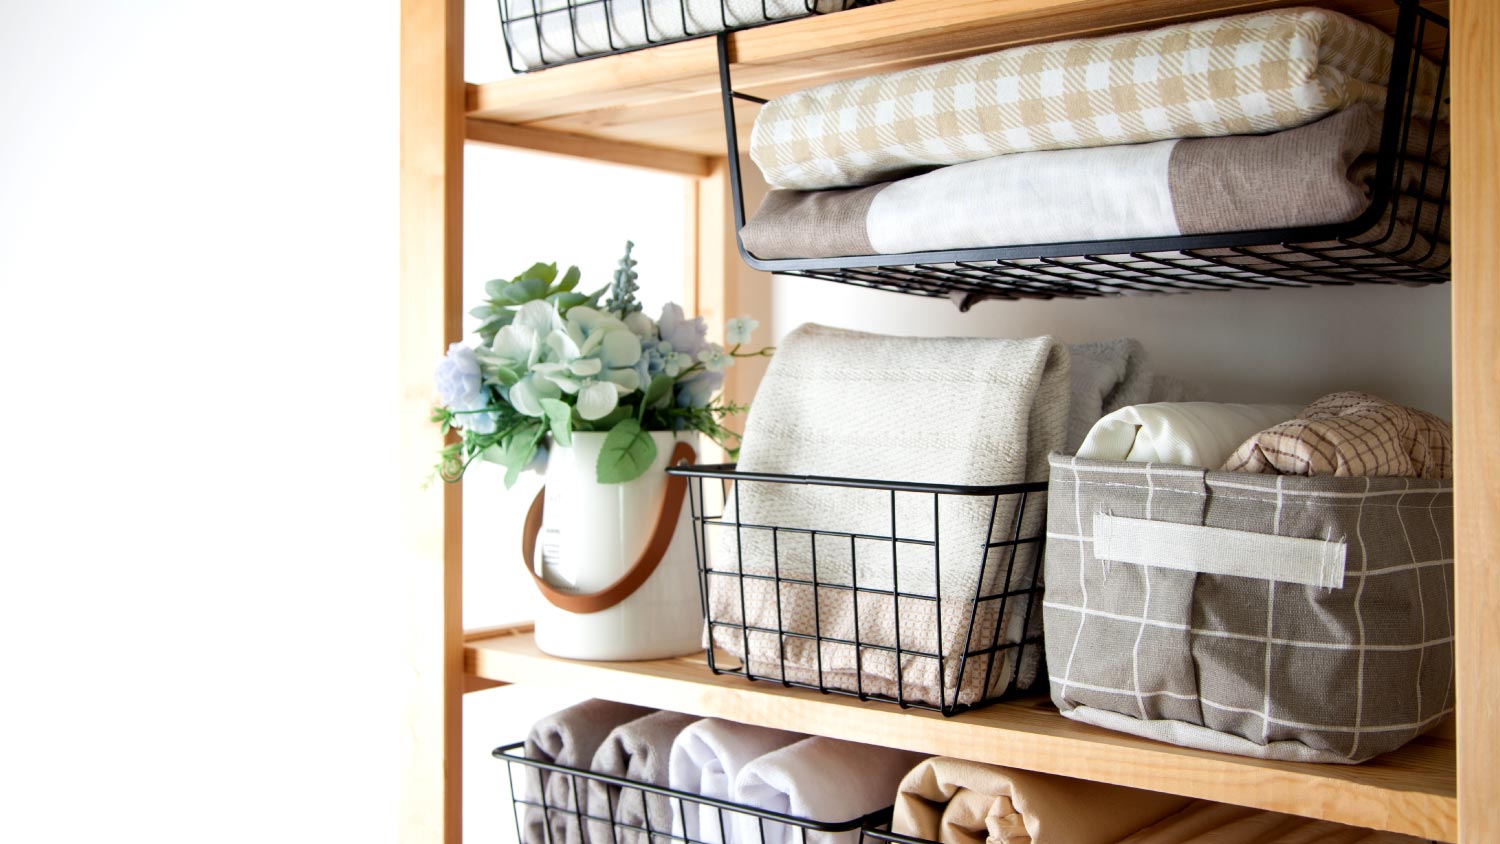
[[0, 2, 402, 842]]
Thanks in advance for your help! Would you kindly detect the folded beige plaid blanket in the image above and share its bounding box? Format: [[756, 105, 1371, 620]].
[[751, 7, 1439, 191], [893, 757, 1191, 844], [740, 105, 1449, 268], [708, 325, 1068, 708], [1221, 391, 1452, 479]]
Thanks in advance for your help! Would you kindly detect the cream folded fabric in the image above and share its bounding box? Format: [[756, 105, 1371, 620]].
[[709, 324, 1070, 708], [733, 738, 927, 844], [740, 105, 1449, 268], [502, 0, 855, 70], [892, 757, 1191, 844], [522, 700, 658, 844], [1077, 403, 1303, 469], [1221, 391, 1453, 478], [585, 711, 702, 844], [1115, 801, 1428, 843], [668, 719, 807, 844], [751, 7, 1441, 190]]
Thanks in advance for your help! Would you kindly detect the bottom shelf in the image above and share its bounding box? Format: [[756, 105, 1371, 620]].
[[465, 629, 1456, 842]]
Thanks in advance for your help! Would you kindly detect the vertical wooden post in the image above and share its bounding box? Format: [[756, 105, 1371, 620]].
[[1452, 0, 1499, 840], [400, 0, 465, 842]]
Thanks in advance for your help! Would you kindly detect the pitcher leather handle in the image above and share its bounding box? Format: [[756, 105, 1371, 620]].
[[521, 441, 697, 615]]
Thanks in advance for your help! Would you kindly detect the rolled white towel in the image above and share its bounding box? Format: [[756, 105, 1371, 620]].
[[733, 737, 926, 844], [1077, 402, 1304, 469], [668, 719, 807, 844]]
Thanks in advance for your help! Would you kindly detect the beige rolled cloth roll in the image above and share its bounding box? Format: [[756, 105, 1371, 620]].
[[892, 757, 1192, 844]]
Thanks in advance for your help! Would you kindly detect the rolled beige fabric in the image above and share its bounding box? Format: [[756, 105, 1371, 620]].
[[892, 757, 1192, 844]]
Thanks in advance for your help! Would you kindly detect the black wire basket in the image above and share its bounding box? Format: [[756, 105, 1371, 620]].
[[497, 741, 894, 844], [665, 464, 1047, 717], [498, 0, 872, 73], [717, 0, 1451, 307]]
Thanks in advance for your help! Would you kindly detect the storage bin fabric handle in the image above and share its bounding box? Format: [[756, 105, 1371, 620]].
[[520, 441, 697, 614], [1092, 513, 1348, 589]]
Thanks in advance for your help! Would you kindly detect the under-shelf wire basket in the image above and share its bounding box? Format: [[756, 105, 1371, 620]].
[[499, 0, 877, 73], [717, 0, 1451, 307], [497, 741, 894, 844], [665, 464, 1047, 717]]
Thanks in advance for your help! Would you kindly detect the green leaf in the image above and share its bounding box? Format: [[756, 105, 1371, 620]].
[[539, 398, 574, 447], [547, 291, 591, 312], [501, 422, 543, 488], [515, 262, 558, 285], [642, 374, 675, 413], [484, 278, 508, 300], [476, 312, 516, 344], [596, 418, 658, 484], [479, 444, 507, 465], [578, 404, 631, 432], [485, 365, 521, 388], [557, 265, 581, 292], [500, 275, 549, 305], [470, 304, 496, 320]]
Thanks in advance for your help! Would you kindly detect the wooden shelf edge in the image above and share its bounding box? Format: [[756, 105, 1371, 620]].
[[465, 119, 714, 177], [466, 631, 1457, 842]]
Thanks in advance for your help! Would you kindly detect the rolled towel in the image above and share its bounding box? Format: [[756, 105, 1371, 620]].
[[1114, 800, 1428, 843], [585, 711, 702, 844], [668, 719, 808, 844], [1221, 391, 1452, 478], [522, 700, 658, 844], [892, 756, 1191, 844], [1076, 403, 1304, 469], [711, 324, 1070, 708], [733, 738, 927, 844]]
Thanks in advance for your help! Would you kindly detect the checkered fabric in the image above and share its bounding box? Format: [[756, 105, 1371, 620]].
[[1043, 454, 1455, 763], [751, 8, 1411, 190], [1222, 391, 1453, 479]]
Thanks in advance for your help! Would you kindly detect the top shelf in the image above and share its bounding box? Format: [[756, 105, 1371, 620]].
[[466, 0, 1448, 159]]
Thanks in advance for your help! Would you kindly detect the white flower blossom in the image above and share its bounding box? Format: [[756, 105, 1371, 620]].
[[724, 315, 759, 346]]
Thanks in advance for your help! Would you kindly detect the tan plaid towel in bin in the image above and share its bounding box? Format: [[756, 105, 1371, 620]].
[[1221, 392, 1452, 479], [751, 7, 1443, 190]]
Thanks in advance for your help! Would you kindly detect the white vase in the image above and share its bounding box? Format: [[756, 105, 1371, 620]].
[[529, 430, 703, 660]]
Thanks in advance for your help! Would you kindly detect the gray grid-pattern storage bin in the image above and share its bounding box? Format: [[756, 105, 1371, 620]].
[[1043, 454, 1454, 764]]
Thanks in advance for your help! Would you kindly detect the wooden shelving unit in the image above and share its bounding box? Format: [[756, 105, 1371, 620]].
[[401, 0, 1497, 841], [467, 628, 1456, 841]]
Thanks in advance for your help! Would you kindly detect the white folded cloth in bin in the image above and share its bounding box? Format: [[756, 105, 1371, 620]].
[[1077, 402, 1303, 469], [732, 737, 927, 844], [669, 719, 808, 844]]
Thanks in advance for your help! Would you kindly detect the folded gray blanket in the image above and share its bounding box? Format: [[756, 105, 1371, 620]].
[[741, 106, 1449, 269], [585, 711, 702, 844], [1067, 340, 1203, 454], [523, 700, 657, 844]]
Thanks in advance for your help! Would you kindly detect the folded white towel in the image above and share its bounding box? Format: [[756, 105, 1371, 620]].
[[733, 738, 927, 844], [668, 719, 808, 844], [1077, 402, 1304, 469]]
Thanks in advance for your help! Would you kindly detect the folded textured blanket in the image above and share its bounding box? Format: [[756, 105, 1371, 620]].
[[733, 737, 927, 844], [668, 719, 808, 844], [740, 106, 1450, 267], [585, 711, 702, 844], [1077, 402, 1304, 469], [1221, 391, 1452, 478], [502, 0, 855, 70], [709, 324, 1069, 708], [1066, 340, 1203, 453], [1115, 801, 1428, 843], [751, 7, 1441, 191], [522, 699, 658, 844], [892, 756, 1191, 844]]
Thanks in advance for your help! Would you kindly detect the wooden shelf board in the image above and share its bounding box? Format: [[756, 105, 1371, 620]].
[[465, 0, 1447, 158], [466, 631, 1456, 842]]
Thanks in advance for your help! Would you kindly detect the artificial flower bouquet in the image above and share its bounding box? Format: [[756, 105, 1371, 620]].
[[433, 242, 768, 485]]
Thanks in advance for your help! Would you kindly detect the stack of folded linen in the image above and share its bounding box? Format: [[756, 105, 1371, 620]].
[[706, 323, 1070, 708], [892, 756, 1429, 844], [740, 8, 1448, 269], [520, 704, 924, 844]]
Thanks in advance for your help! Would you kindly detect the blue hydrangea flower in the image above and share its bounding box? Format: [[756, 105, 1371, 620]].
[[658, 303, 708, 359], [675, 369, 723, 408], [435, 343, 499, 433]]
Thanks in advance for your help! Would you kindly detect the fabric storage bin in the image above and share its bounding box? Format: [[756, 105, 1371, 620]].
[[1042, 454, 1454, 764]]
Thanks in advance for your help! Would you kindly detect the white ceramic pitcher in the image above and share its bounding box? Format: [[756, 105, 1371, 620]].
[[522, 430, 702, 660]]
